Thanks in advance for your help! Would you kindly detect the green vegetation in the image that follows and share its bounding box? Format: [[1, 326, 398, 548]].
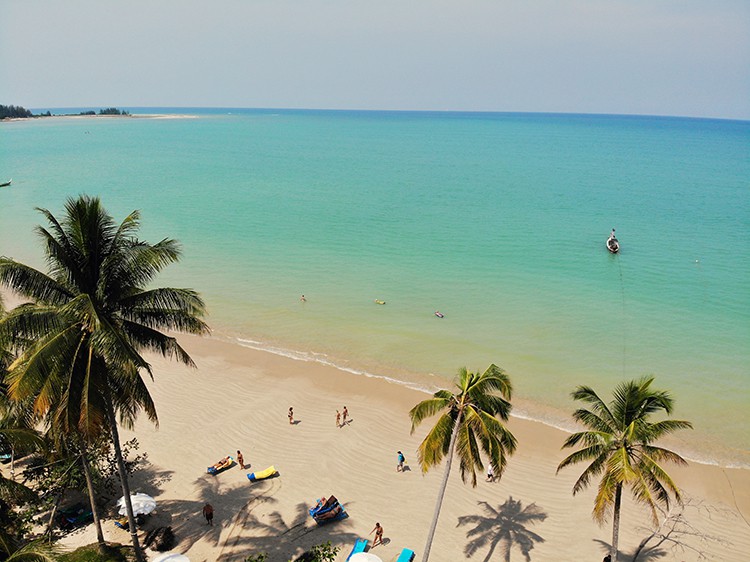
[[98, 108, 129, 115], [409, 364, 517, 562], [245, 541, 339, 562], [76, 109, 129, 116], [0, 195, 209, 562], [59, 543, 135, 562], [556, 376, 693, 562], [0, 105, 33, 119], [0, 104, 128, 119]]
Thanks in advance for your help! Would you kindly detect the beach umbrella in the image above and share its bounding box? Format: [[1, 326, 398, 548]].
[[117, 492, 157, 516], [348, 554, 383, 562], [151, 553, 190, 562]]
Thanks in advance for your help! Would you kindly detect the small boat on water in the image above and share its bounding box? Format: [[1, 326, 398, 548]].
[[606, 236, 620, 254], [434, 311, 444, 318], [0, 179, 11, 187]]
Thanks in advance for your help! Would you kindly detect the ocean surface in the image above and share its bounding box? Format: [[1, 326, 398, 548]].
[[1, 109, 748, 466]]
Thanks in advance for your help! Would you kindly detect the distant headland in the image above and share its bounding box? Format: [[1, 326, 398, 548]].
[[0, 104, 130, 120]]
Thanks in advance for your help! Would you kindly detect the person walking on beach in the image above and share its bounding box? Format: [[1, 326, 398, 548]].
[[397, 451, 405, 472], [370, 522, 384, 547], [202, 503, 214, 526], [288, 407, 294, 425], [486, 464, 495, 482], [336, 410, 341, 428], [342, 406, 348, 425], [237, 450, 245, 470]]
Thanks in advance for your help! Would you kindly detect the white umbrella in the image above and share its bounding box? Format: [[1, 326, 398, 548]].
[[151, 554, 190, 562], [117, 492, 157, 516], [348, 554, 383, 562]]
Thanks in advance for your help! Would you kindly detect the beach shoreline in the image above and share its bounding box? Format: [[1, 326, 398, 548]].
[[1, 113, 197, 122], [211, 328, 750, 471], [55, 332, 749, 561]]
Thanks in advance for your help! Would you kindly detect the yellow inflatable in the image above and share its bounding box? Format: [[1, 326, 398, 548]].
[[247, 465, 276, 482]]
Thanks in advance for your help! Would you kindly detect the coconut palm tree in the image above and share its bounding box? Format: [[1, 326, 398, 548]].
[[0, 195, 209, 561], [556, 376, 692, 562], [409, 364, 517, 562], [0, 529, 60, 561], [2, 297, 106, 547]]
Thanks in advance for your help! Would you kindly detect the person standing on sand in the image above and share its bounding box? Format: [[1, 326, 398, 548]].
[[336, 410, 341, 428], [237, 450, 245, 470], [288, 407, 294, 424], [202, 503, 214, 526], [342, 406, 348, 425], [397, 451, 405, 472], [370, 522, 384, 547]]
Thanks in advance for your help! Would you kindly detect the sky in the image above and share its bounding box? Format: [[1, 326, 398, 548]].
[[1, 0, 749, 120]]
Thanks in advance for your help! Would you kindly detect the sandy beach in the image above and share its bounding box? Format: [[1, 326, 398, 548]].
[[53, 334, 749, 562]]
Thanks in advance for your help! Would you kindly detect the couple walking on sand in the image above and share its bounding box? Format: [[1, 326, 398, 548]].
[[336, 406, 349, 427]]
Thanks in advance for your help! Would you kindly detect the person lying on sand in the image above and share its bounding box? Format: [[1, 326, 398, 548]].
[[210, 456, 231, 470]]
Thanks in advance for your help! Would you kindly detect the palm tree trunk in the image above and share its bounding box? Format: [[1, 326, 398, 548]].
[[80, 447, 106, 546], [611, 482, 623, 562], [104, 398, 146, 562], [46, 491, 64, 542], [422, 412, 462, 562]]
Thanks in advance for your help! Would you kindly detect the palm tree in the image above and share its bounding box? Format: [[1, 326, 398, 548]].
[[556, 376, 692, 562], [0, 195, 209, 561], [2, 297, 106, 547], [409, 364, 517, 562], [0, 529, 60, 561]]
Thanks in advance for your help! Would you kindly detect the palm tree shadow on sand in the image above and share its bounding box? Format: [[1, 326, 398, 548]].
[[593, 539, 667, 562], [457, 496, 547, 562]]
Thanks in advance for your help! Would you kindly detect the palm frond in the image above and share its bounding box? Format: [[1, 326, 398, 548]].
[[409, 395, 452, 434], [0, 260, 71, 306], [416, 411, 455, 472]]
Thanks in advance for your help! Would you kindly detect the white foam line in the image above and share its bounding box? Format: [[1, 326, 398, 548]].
[[234, 337, 438, 395], [221, 334, 750, 470]]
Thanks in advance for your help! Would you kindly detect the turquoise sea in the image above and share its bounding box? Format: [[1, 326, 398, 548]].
[[1, 109, 748, 466]]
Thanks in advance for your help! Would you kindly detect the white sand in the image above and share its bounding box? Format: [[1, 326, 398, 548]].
[[46, 334, 750, 561]]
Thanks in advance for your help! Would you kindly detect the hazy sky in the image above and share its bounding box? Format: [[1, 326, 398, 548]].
[[2, 0, 749, 119]]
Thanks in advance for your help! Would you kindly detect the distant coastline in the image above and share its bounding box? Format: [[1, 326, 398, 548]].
[[0, 104, 197, 122]]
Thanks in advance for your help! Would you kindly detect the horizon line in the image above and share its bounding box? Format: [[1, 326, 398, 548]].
[[23, 105, 750, 124]]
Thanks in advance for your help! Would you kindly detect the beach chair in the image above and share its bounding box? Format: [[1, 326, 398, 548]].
[[58, 503, 93, 530], [309, 495, 348, 525], [396, 548, 416, 562], [346, 538, 368, 560]]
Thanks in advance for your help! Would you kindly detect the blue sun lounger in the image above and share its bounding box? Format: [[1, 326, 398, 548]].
[[396, 548, 416, 562], [309, 495, 348, 525], [346, 538, 368, 560]]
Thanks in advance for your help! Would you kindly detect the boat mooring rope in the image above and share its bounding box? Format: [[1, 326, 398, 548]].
[[616, 253, 627, 377]]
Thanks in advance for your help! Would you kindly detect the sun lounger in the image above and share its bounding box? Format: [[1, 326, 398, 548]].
[[207, 455, 234, 475], [58, 503, 93, 529], [247, 465, 277, 482], [396, 548, 416, 562], [309, 495, 348, 525], [346, 538, 369, 560]]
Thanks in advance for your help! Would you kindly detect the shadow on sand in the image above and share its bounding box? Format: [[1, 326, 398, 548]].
[[593, 539, 667, 562], [457, 496, 547, 562], [116, 462, 360, 560]]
